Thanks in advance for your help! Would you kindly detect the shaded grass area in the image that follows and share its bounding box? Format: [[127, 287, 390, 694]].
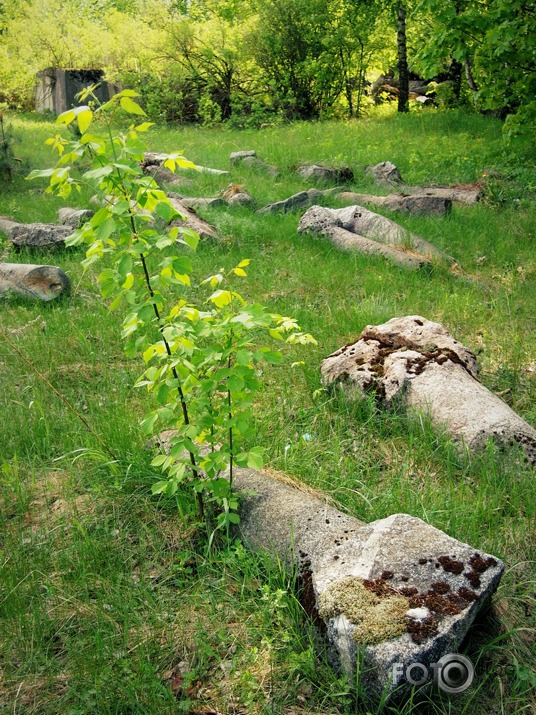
[[0, 108, 535, 713]]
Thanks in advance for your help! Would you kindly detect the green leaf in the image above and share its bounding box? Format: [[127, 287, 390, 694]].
[[77, 108, 92, 135], [155, 201, 178, 222], [83, 165, 114, 180], [209, 289, 233, 308], [246, 447, 264, 470], [151, 481, 169, 495], [56, 109, 76, 126], [227, 512, 240, 524], [120, 96, 146, 116]]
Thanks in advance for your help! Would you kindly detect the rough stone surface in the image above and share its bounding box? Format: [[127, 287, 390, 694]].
[[337, 192, 452, 217], [230, 150, 257, 165], [321, 315, 536, 465], [143, 164, 193, 188], [298, 205, 455, 268], [232, 468, 503, 700], [404, 186, 480, 205], [8, 223, 73, 250], [220, 184, 255, 207], [180, 197, 226, 210], [258, 188, 324, 214], [167, 196, 219, 241], [234, 154, 279, 176], [365, 162, 404, 187], [0, 262, 70, 301], [297, 164, 354, 183], [0, 216, 20, 235], [57, 207, 94, 228]]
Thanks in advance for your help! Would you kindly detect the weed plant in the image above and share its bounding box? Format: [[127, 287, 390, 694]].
[[0, 106, 534, 714]]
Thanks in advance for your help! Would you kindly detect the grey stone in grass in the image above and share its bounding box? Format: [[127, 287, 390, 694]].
[[297, 164, 354, 183], [258, 188, 324, 214], [365, 161, 404, 187], [0, 262, 70, 301], [231, 467, 503, 701], [321, 315, 536, 466], [298, 205, 456, 269], [8, 223, 73, 250], [337, 192, 452, 217], [180, 197, 227, 210], [57, 207, 94, 228], [230, 150, 257, 165]]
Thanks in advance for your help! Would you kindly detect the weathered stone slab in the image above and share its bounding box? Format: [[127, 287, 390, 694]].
[[322, 315, 536, 465], [337, 192, 452, 217], [230, 151, 279, 176], [221, 184, 255, 207], [179, 197, 227, 210], [230, 150, 257, 165], [231, 468, 503, 700], [365, 162, 404, 187], [167, 196, 219, 242], [0, 262, 70, 301], [57, 208, 94, 228], [298, 205, 455, 269], [0, 216, 20, 235], [297, 164, 354, 183], [8, 223, 73, 250], [143, 164, 194, 188], [404, 186, 480, 205], [258, 189, 324, 214]]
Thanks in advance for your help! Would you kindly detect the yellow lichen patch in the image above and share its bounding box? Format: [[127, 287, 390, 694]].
[[318, 577, 409, 645]]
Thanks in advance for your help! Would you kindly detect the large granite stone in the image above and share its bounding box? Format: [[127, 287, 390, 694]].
[[321, 315, 536, 465], [232, 468, 503, 700]]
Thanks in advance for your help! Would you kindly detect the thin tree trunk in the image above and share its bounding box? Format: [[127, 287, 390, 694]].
[[464, 57, 479, 94], [397, 2, 409, 113]]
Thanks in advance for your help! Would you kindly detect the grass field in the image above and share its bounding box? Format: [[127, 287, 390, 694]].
[[0, 107, 535, 714]]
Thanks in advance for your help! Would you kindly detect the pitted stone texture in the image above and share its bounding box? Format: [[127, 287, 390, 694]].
[[297, 164, 354, 183], [322, 315, 536, 464], [167, 196, 219, 242], [365, 161, 404, 187], [232, 468, 503, 700], [8, 223, 73, 250], [57, 207, 94, 228]]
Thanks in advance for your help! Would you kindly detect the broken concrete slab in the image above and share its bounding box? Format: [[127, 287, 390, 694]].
[[337, 192, 452, 217], [0, 262, 70, 301], [321, 315, 536, 466], [231, 467, 503, 701], [57, 208, 94, 228], [297, 164, 354, 183], [298, 205, 455, 269], [365, 162, 404, 187]]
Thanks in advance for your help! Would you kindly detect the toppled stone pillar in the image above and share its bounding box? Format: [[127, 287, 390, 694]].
[[0, 263, 70, 301], [232, 468, 503, 700], [298, 205, 456, 270], [321, 315, 536, 465]]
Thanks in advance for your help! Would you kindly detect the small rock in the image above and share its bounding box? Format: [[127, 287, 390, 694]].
[[365, 161, 404, 187], [57, 207, 94, 228], [9, 223, 73, 250], [230, 150, 257, 165], [297, 164, 354, 183]]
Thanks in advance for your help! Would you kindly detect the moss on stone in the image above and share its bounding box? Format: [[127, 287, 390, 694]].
[[319, 576, 410, 646]]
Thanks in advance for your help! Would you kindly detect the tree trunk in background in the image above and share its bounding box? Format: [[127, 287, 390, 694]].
[[397, 2, 409, 113], [449, 57, 463, 100]]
